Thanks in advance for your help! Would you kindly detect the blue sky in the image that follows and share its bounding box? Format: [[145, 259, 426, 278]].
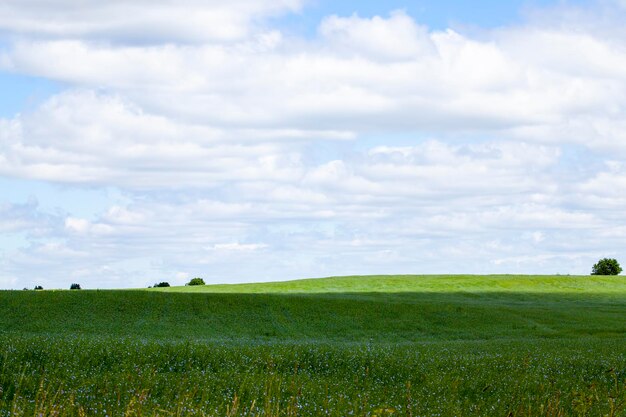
[[1, 0, 625, 289], [0, 72, 61, 118], [279, 0, 588, 33]]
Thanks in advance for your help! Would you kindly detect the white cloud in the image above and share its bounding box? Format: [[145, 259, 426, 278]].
[[0, 90, 312, 187], [2, 7, 625, 147], [65, 217, 114, 235], [319, 11, 435, 61], [2, 1, 626, 288], [530, 231, 545, 243], [212, 243, 268, 251], [0, 0, 303, 43]]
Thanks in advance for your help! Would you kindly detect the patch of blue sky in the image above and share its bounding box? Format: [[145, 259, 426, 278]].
[[347, 130, 515, 154], [0, 70, 62, 118], [0, 177, 124, 220], [294, 131, 496, 167], [552, 144, 609, 183], [275, 0, 593, 37]]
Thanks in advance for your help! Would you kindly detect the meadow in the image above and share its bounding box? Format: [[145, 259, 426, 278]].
[[0, 275, 625, 416]]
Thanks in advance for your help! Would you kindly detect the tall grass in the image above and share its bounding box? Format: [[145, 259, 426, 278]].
[[1, 337, 625, 416], [1, 275, 625, 416]]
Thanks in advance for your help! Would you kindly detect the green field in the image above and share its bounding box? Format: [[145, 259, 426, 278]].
[[1, 275, 625, 416]]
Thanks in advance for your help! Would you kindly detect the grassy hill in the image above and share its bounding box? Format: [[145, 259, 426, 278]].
[[154, 274, 626, 294], [1, 275, 625, 416]]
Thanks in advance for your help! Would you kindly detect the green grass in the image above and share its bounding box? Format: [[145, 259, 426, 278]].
[[1, 275, 625, 416], [154, 274, 626, 294]]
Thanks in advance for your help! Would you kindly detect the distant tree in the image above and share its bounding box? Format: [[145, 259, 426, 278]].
[[70, 283, 82, 290], [34, 286, 43, 290], [153, 282, 171, 288], [186, 277, 206, 286], [591, 258, 622, 276]]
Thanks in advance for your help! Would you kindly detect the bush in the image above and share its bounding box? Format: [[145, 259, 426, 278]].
[[70, 283, 82, 290], [153, 282, 170, 288], [186, 277, 206, 286], [591, 258, 622, 275], [34, 286, 43, 290]]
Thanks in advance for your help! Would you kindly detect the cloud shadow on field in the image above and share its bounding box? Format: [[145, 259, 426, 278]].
[[0, 290, 624, 344]]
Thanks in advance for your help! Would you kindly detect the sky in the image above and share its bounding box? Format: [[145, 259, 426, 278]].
[[1, 0, 625, 289]]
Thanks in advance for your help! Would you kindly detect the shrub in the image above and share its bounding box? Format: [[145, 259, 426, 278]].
[[591, 258, 622, 275], [70, 283, 82, 290], [34, 286, 43, 290], [153, 282, 170, 288], [186, 277, 206, 286]]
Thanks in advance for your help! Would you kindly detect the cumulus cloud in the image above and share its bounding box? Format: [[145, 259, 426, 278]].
[[2, 1, 626, 288], [0, 90, 314, 187], [0, 0, 303, 43], [319, 11, 435, 61], [2, 6, 625, 143], [0, 194, 601, 288]]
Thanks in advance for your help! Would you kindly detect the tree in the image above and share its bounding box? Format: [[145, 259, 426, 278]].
[[34, 286, 43, 290], [591, 258, 622, 275], [70, 283, 82, 290], [186, 277, 206, 286], [153, 282, 170, 288]]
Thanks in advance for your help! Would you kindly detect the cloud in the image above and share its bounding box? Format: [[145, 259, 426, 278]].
[[65, 217, 113, 235], [2, 6, 625, 143], [0, 176, 621, 289], [574, 161, 626, 211], [3, 4, 626, 189], [0, 90, 312, 187], [212, 243, 268, 251], [0, 199, 59, 234], [2, 1, 626, 288], [0, 0, 304, 43], [319, 11, 435, 61]]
